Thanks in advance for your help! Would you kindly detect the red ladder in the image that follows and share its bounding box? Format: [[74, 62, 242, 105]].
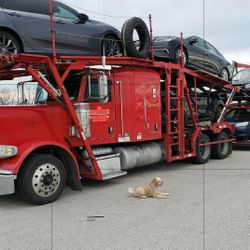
[[164, 68, 186, 161]]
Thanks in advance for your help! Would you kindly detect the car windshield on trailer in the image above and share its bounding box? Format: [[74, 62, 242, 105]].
[[233, 69, 250, 84], [225, 108, 250, 119]]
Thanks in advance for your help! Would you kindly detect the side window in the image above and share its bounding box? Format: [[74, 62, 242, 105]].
[[85, 78, 112, 102], [53, 3, 78, 20], [206, 42, 219, 56], [0, 0, 4, 8], [194, 38, 206, 49], [190, 86, 205, 95], [42, 1, 78, 20], [225, 109, 236, 119], [4, 0, 43, 14], [64, 72, 81, 100]]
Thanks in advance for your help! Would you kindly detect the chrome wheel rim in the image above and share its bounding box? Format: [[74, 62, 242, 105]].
[[0, 35, 17, 55], [104, 38, 120, 56], [176, 49, 186, 65], [219, 141, 228, 155], [219, 135, 229, 155], [221, 69, 228, 81], [199, 139, 210, 159], [32, 163, 61, 198]]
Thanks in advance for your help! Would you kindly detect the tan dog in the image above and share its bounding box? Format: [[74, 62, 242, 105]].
[[128, 177, 170, 199]]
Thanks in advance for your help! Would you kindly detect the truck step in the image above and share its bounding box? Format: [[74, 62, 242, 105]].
[[102, 171, 127, 180]]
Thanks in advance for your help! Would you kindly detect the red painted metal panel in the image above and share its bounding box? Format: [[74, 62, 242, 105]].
[[0, 104, 77, 173], [113, 68, 161, 143], [88, 103, 116, 141]]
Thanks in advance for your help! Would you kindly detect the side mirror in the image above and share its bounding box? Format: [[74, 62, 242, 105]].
[[98, 73, 108, 102], [77, 13, 89, 23]]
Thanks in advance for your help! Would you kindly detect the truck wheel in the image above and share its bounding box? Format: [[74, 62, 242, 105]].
[[193, 133, 211, 164], [211, 131, 231, 159], [121, 17, 150, 58], [17, 154, 66, 205]]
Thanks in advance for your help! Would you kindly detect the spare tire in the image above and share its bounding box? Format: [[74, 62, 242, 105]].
[[121, 17, 150, 59]]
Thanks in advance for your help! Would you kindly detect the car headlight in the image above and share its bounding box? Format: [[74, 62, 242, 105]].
[[0, 145, 18, 158], [235, 122, 249, 127]]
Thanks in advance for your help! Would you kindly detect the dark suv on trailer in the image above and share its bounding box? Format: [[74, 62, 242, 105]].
[[0, 0, 121, 56]]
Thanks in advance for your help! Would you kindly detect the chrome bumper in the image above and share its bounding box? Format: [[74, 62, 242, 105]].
[[0, 169, 16, 195]]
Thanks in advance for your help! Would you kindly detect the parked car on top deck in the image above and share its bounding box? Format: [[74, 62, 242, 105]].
[[0, 0, 121, 56], [232, 68, 250, 99], [153, 35, 233, 81]]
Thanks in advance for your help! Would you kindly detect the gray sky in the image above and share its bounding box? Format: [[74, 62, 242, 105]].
[[63, 0, 250, 63]]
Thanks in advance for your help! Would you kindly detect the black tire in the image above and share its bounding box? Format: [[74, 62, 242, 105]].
[[174, 47, 188, 66], [101, 35, 122, 56], [211, 131, 231, 159], [228, 140, 233, 155], [17, 154, 66, 205], [192, 133, 211, 164], [0, 31, 21, 55], [211, 104, 223, 122], [220, 68, 229, 81], [121, 17, 150, 59], [0, 31, 21, 68]]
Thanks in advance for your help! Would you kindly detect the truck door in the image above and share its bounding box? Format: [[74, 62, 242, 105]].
[[83, 78, 116, 141], [63, 72, 116, 142]]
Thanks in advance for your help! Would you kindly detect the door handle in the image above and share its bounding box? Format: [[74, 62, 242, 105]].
[[7, 11, 22, 17]]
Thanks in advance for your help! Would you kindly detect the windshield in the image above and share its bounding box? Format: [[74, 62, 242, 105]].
[[233, 69, 250, 84], [225, 108, 250, 119], [35, 85, 48, 103]]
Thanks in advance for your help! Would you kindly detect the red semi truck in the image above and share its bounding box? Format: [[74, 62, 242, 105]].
[[0, 54, 235, 204]]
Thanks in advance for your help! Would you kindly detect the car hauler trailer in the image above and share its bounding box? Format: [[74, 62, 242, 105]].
[[0, 54, 236, 204]]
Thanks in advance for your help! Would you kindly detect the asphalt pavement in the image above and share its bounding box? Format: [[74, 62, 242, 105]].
[[0, 149, 250, 250]]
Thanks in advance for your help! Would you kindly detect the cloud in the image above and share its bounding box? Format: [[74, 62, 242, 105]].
[[204, 0, 250, 54], [225, 48, 250, 65]]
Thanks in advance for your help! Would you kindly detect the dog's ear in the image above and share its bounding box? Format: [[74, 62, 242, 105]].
[[151, 177, 159, 187]]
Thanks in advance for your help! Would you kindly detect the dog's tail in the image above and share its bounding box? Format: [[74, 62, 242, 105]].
[[128, 187, 134, 194]]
